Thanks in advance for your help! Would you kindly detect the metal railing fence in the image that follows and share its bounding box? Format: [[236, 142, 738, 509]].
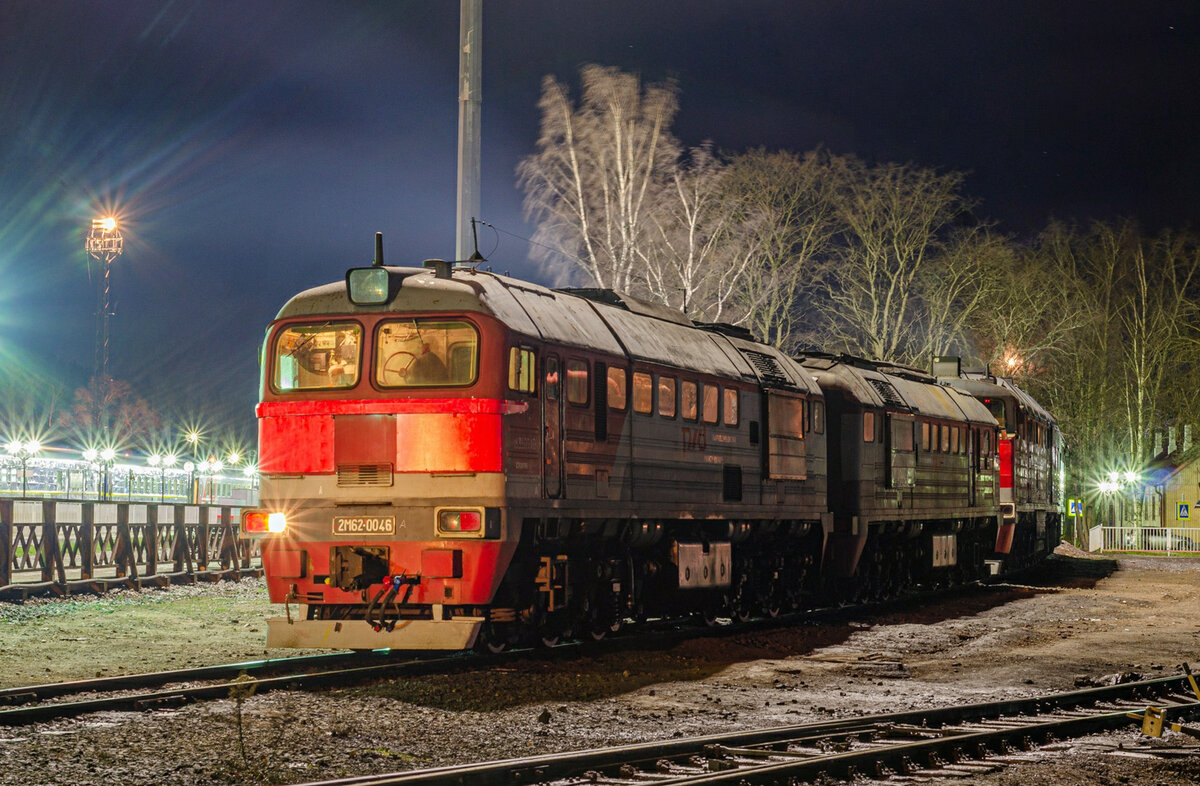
[[0, 499, 261, 599], [1088, 525, 1200, 555]]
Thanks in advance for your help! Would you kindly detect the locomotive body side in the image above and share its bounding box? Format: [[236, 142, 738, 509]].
[[799, 355, 1001, 594]]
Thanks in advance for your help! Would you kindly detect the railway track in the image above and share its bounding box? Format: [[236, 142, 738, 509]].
[[288, 670, 1200, 786], [0, 650, 493, 726], [0, 563, 1100, 728]]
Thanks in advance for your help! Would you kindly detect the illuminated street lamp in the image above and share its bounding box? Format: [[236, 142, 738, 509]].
[[148, 453, 175, 503], [85, 216, 124, 381], [6, 439, 41, 498], [183, 460, 197, 503], [97, 447, 117, 499]]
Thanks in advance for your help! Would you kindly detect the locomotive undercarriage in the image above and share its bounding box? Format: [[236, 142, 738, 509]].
[[469, 517, 826, 652], [468, 513, 1003, 652], [829, 517, 996, 605]]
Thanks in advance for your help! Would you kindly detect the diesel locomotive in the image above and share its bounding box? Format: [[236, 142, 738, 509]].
[[242, 244, 1061, 651]]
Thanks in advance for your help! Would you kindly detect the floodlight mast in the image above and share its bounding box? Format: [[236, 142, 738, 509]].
[[455, 0, 481, 261], [86, 217, 124, 381]]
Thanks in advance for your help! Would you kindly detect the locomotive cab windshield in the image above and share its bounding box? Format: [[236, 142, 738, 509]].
[[270, 318, 479, 391]]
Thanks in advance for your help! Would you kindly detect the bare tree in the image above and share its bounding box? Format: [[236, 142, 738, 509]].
[[1116, 226, 1200, 465], [911, 226, 1008, 363], [518, 65, 680, 290], [57, 375, 164, 448], [967, 225, 1091, 376], [812, 160, 973, 363], [637, 144, 758, 322], [725, 149, 844, 350]]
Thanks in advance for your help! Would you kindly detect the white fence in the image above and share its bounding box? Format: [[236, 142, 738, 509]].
[[1089, 526, 1200, 554]]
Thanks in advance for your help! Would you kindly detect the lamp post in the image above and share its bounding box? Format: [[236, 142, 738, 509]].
[[184, 461, 196, 504], [85, 216, 124, 382], [99, 447, 116, 500], [5, 440, 40, 498]]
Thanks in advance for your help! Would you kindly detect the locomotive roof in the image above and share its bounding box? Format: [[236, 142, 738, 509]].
[[274, 265, 782, 383], [798, 354, 994, 424], [949, 373, 1056, 425]]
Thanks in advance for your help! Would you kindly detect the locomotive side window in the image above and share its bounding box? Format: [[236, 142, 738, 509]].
[[632, 372, 653, 414], [508, 347, 537, 393], [702, 384, 719, 424], [376, 319, 477, 387], [274, 322, 362, 391], [812, 401, 825, 433], [658, 376, 677, 418], [921, 422, 931, 451], [890, 417, 914, 451], [863, 410, 876, 442], [566, 359, 589, 405], [951, 426, 960, 454], [607, 367, 627, 411], [723, 388, 739, 426], [681, 381, 698, 421], [941, 423, 951, 453]]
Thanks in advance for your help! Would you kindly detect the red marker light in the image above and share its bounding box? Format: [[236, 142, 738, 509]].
[[243, 510, 269, 533], [437, 509, 483, 533]]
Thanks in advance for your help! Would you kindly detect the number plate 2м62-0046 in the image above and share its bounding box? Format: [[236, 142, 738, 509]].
[[332, 516, 397, 535]]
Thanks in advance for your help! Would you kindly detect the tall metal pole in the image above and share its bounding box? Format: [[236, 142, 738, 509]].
[[86, 218, 124, 382], [455, 0, 482, 261]]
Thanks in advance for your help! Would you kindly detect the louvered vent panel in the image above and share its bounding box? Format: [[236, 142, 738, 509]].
[[742, 350, 791, 387], [868, 379, 907, 408], [337, 463, 394, 487]]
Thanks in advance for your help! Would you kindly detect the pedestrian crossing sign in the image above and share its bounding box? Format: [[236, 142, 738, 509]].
[[1180, 503, 1190, 520], [1068, 499, 1083, 517]]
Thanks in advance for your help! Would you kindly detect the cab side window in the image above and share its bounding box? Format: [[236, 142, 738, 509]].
[[508, 347, 536, 393], [566, 359, 589, 405]]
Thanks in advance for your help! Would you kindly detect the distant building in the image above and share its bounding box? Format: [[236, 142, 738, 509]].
[[1142, 424, 1198, 528]]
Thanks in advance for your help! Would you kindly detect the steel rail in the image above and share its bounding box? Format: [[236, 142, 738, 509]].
[[0, 584, 987, 719], [285, 673, 1199, 786], [0, 565, 1096, 726], [0, 651, 420, 706]]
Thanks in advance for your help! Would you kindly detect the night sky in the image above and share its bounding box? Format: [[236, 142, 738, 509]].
[[3, 1, 1199, 439]]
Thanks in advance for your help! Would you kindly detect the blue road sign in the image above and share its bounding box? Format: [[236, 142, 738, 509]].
[[1179, 502, 1190, 520]]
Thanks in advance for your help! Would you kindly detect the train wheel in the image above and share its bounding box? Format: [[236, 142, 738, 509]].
[[477, 622, 513, 654], [588, 616, 621, 641]]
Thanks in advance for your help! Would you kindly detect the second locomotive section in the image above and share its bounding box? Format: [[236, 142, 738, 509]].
[[253, 264, 1050, 651]]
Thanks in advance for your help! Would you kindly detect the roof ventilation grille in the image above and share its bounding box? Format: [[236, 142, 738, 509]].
[[868, 379, 908, 408]]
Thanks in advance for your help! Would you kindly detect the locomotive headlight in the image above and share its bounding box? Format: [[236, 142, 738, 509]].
[[267, 512, 288, 533], [436, 508, 484, 538]]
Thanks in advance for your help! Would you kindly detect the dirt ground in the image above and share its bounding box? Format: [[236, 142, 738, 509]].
[[0, 547, 1198, 785]]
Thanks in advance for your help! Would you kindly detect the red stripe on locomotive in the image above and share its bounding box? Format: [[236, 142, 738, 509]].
[[257, 398, 505, 474], [998, 438, 1014, 489]]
